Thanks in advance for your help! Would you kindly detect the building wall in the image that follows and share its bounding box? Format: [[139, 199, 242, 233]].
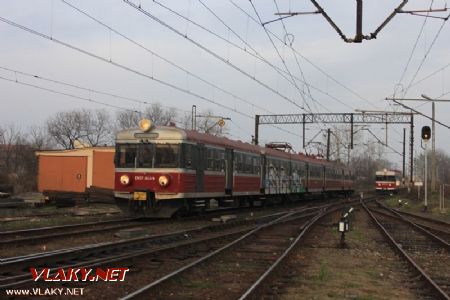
[[38, 156, 87, 192], [92, 150, 115, 189], [36, 147, 115, 193]]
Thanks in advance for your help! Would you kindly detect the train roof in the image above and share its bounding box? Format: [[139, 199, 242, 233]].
[[116, 126, 347, 168], [375, 169, 402, 176]]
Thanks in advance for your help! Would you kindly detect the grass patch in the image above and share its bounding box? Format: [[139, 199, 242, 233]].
[[318, 262, 329, 282]]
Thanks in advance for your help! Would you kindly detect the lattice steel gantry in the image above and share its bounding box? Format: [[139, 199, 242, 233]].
[[254, 112, 414, 182]]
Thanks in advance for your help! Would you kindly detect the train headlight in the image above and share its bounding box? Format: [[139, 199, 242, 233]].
[[120, 175, 130, 186], [158, 175, 170, 187], [139, 119, 153, 132]]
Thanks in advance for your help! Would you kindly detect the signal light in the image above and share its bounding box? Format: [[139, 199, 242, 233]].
[[421, 126, 431, 140]]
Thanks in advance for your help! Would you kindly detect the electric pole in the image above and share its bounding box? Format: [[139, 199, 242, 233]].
[[421, 95, 436, 193]]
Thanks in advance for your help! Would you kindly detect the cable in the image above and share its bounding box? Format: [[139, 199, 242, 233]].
[[124, 0, 305, 111], [0, 65, 195, 115], [228, 0, 378, 109], [396, 0, 434, 95], [172, 0, 357, 113], [248, 0, 308, 111], [60, 0, 282, 118], [0, 74, 138, 113], [194, 0, 300, 90], [0, 15, 303, 139], [404, 16, 449, 96], [167, 0, 356, 111], [0, 15, 256, 119]]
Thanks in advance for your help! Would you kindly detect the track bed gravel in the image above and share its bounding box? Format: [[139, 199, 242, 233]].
[[254, 208, 424, 299]]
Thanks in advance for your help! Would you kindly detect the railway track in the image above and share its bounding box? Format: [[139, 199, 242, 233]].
[[0, 206, 320, 290], [118, 201, 352, 299], [0, 217, 145, 246], [363, 200, 450, 299]]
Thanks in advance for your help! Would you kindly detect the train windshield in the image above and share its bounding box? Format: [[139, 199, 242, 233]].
[[115, 143, 180, 168], [376, 175, 396, 182], [154, 144, 180, 168]]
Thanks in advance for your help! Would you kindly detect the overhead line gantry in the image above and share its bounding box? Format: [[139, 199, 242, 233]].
[[254, 112, 414, 182]]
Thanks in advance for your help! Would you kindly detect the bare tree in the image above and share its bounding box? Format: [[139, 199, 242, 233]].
[[116, 110, 141, 130], [144, 103, 177, 126], [47, 110, 84, 149], [82, 109, 113, 146], [116, 103, 178, 130], [47, 109, 113, 149], [195, 109, 229, 136], [0, 124, 36, 193], [28, 126, 54, 150]]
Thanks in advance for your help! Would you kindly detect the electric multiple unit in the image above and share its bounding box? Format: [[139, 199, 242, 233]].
[[375, 169, 402, 193], [114, 120, 354, 217]]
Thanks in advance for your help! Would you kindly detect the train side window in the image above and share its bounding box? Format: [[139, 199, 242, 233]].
[[213, 149, 224, 171], [182, 144, 195, 169], [218, 150, 225, 171], [253, 156, 260, 174], [235, 153, 243, 173], [206, 148, 214, 170], [244, 155, 252, 173]]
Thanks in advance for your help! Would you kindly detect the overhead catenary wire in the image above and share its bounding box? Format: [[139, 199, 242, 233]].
[[228, 0, 378, 110], [403, 15, 449, 96], [269, 0, 339, 139], [0, 14, 303, 138], [123, 0, 305, 112], [396, 0, 435, 96], [160, 0, 357, 112], [0, 15, 255, 119], [0, 74, 139, 113], [248, 0, 309, 111], [0, 65, 194, 115], [60, 0, 281, 118]]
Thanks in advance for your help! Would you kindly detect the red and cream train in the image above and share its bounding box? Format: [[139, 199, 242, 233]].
[[114, 120, 354, 217]]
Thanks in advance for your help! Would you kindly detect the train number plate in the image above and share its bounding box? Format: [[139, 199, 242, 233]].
[[133, 192, 147, 201]]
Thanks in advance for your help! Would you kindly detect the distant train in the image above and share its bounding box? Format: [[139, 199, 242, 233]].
[[113, 119, 354, 217], [375, 169, 403, 194]]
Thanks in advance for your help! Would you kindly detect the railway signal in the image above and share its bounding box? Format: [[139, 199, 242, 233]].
[[421, 126, 431, 211], [421, 126, 431, 140]]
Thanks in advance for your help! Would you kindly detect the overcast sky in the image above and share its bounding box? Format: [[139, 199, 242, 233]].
[[1, 0, 449, 173]]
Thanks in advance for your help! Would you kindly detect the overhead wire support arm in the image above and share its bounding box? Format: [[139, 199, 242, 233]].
[[369, 0, 408, 40], [397, 7, 450, 20], [386, 98, 450, 130], [309, 0, 351, 42], [263, 10, 320, 26]]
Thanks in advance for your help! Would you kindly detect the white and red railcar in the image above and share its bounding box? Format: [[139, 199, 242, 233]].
[[114, 121, 354, 217], [375, 169, 403, 193]]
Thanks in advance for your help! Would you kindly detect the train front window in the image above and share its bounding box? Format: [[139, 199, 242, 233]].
[[116, 144, 137, 168], [154, 144, 180, 168], [137, 144, 153, 168], [376, 175, 396, 181]]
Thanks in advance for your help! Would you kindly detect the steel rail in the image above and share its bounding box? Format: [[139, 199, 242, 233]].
[[0, 209, 310, 288], [0, 217, 141, 237], [119, 208, 321, 300], [376, 201, 450, 250], [369, 208, 450, 242], [362, 200, 450, 300], [392, 208, 450, 227], [238, 207, 325, 299]]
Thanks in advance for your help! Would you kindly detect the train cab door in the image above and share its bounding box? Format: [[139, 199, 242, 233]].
[[260, 154, 266, 194], [225, 148, 233, 195], [196, 144, 205, 192], [305, 163, 309, 193], [322, 166, 326, 192]]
